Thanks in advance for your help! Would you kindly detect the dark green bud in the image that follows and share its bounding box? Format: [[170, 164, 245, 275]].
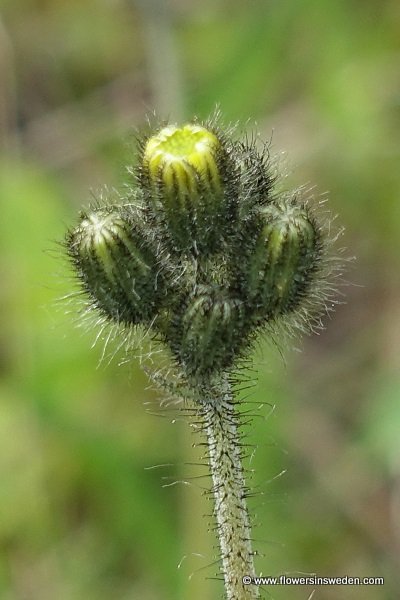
[[66, 206, 166, 325], [168, 289, 246, 378], [243, 199, 321, 318]]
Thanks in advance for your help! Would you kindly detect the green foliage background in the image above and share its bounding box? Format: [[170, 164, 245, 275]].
[[0, 1, 399, 598]]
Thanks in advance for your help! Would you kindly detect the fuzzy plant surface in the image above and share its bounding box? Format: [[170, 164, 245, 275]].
[[64, 115, 341, 600]]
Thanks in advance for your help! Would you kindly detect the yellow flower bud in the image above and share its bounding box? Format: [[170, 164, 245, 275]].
[[141, 124, 227, 254], [143, 124, 221, 194]]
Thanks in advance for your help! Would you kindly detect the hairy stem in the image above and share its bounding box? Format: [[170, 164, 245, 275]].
[[201, 381, 260, 600]]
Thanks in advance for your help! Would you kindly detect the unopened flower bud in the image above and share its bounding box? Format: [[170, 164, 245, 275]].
[[244, 201, 320, 318], [66, 207, 165, 325], [141, 124, 228, 254], [143, 124, 221, 193], [169, 291, 245, 378]]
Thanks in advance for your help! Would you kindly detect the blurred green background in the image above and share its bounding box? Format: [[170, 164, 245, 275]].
[[1, 1, 399, 599]]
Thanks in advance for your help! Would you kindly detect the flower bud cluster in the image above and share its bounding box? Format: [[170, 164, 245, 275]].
[[65, 118, 331, 384]]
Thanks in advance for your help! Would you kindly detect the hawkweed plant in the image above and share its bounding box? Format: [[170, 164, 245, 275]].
[[64, 114, 343, 600]]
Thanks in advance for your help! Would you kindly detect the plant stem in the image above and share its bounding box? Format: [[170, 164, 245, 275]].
[[201, 379, 260, 600]]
